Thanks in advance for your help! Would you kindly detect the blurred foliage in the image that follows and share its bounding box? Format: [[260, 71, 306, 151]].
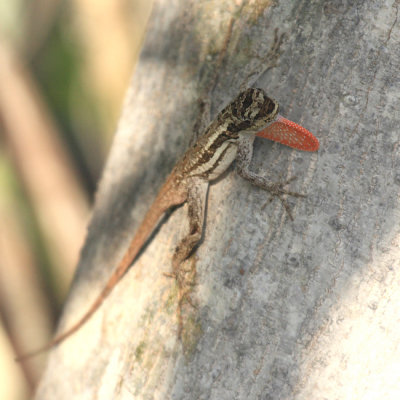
[[30, 10, 102, 193], [0, 0, 152, 396], [0, 151, 57, 309]]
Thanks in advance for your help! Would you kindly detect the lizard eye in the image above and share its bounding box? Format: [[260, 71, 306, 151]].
[[264, 97, 278, 117], [239, 88, 279, 122], [224, 88, 279, 133]]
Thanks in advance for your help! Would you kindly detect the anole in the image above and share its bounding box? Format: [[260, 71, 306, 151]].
[[17, 88, 319, 361]]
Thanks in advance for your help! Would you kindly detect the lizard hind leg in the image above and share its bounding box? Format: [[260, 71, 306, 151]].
[[170, 178, 209, 340]]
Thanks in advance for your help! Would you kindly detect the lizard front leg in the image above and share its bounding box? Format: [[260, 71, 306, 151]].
[[170, 178, 209, 337], [236, 135, 305, 220]]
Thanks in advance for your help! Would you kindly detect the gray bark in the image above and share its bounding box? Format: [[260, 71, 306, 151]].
[[36, 0, 400, 399]]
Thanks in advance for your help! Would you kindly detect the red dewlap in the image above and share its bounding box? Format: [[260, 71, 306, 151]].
[[256, 115, 319, 152]]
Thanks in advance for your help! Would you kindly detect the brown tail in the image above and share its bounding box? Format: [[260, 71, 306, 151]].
[[16, 175, 188, 362], [15, 297, 101, 361], [15, 274, 123, 361]]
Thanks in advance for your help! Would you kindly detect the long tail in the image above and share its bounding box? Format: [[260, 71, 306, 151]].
[[16, 175, 187, 361]]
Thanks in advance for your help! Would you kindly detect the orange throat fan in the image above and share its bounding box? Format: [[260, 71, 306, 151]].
[[256, 114, 319, 152]]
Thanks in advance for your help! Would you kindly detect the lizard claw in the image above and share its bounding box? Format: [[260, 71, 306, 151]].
[[261, 176, 307, 220]]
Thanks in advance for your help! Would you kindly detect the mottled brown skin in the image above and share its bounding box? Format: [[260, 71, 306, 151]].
[[17, 88, 301, 361]]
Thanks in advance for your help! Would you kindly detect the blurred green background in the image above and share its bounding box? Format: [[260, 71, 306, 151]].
[[0, 0, 152, 397]]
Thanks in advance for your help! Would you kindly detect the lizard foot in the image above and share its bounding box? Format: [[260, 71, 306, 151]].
[[260, 176, 306, 221]]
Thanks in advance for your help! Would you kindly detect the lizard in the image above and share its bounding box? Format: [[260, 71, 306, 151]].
[[16, 88, 319, 361]]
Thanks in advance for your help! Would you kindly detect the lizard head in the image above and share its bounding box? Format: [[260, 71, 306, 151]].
[[224, 88, 279, 136]]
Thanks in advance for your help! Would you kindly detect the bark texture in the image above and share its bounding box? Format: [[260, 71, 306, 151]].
[[36, 0, 400, 398]]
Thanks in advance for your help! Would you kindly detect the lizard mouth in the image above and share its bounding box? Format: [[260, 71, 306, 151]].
[[256, 114, 319, 152]]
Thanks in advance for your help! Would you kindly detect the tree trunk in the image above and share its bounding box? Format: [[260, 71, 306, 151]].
[[36, 0, 400, 398]]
